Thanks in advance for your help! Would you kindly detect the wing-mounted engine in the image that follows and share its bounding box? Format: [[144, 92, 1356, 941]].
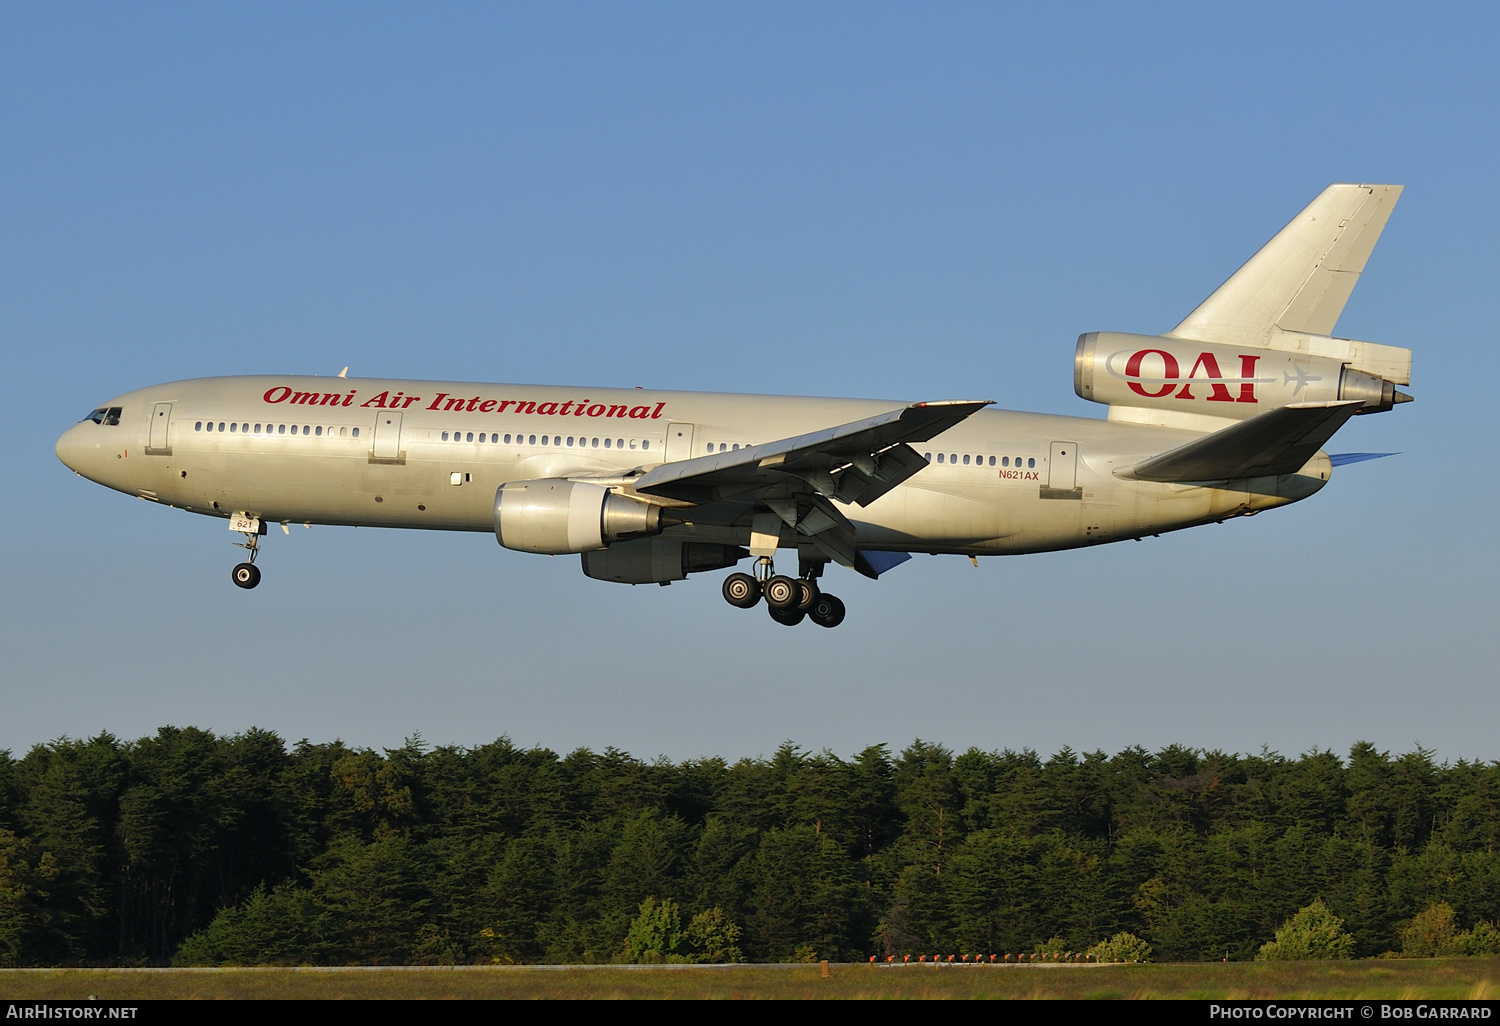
[[1074, 184, 1412, 426], [494, 479, 663, 554]]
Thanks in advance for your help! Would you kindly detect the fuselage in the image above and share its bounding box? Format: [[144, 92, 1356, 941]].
[[55, 374, 1327, 557]]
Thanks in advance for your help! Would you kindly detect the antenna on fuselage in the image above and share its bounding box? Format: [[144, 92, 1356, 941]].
[[338, 367, 348, 378]]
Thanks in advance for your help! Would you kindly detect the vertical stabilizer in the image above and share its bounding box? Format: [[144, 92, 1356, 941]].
[[1169, 184, 1402, 346]]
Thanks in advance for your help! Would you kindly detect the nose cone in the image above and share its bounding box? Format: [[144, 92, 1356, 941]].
[[56, 422, 98, 477]]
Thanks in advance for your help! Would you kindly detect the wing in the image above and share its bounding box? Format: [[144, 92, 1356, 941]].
[[1129, 401, 1363, 483], [632, 400, 992, 575], [634, 400, 992, 505]]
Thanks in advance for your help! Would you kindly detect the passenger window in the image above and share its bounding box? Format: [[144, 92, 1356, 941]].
[[567, 436, 575, 446], [195, 421, 202, 431], [642, 440, 649, 450], [950, 454, 957, 464], [629, 439, 637, 450], [339, 427, 346, 437], [351, 427, 359, 437], [617, 438, 625, 448], [963, 454, 970, 465], [937, 453, 944, 463], [315, 426, 322, 436], [466, 432, 474, 442], [442, 432, 449, 441], [924, 452, 931, 462], [592, 437, 599, 447], [1028, 458, 1035, 468], [229, 423, 237, 432], [604, 438, 612, 448]]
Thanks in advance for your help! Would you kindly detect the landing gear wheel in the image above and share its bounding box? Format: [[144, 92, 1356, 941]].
[[808, 593, 845, 628], [722, 572, 761, 609], [768, 604, 806, 626], [232, 562, 261, 590], [793, 579, 818, 612], [763, 575, 799, 610]]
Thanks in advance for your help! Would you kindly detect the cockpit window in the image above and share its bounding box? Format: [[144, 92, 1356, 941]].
[[82, 407, 122, 426]]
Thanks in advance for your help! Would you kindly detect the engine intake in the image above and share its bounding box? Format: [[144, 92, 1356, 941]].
[[494, 480, 662, 554]]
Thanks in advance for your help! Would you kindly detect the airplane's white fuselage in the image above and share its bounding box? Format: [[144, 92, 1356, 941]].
[[56, 374, 1324, 558]]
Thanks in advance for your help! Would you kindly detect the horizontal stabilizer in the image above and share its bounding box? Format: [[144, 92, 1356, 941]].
[[1170, 184, 1403, 345], [1329, 452, 1398, 467], [1131, 401, 1363, 483]]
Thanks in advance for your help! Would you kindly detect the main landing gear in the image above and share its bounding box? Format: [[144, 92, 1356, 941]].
[[232, 525, 263, 590], [722, 558, 846, 628]]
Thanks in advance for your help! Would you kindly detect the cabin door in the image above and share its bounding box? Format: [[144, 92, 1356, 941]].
[[665, 423, 695, 463], [147, 402, 173, 454]]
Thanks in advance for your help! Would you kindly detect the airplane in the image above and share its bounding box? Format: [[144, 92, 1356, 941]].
[[55, 184, 1411, 628]]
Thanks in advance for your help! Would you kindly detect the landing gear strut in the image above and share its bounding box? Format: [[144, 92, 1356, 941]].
[[232, 524, 263, 590], [721, 557, 845, 627]]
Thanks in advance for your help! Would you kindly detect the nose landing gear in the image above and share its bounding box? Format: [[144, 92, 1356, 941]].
[[722, 558, 845, 627], [230, 515, 266, 590]]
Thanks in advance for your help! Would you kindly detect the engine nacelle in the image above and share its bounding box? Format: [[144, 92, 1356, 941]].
[[581, 537, 747, 584], [494, 480, 661, 554], [1074, 331, 1408, 418]]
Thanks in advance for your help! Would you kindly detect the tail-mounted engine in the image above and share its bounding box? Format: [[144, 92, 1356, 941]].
[[1074, 331, 1412, 419], [494, 479, 662, 554]]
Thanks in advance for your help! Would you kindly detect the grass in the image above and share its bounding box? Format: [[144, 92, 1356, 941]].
[[1, 959, 1497, 1000]]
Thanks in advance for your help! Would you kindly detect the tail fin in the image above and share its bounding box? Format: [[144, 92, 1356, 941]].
[[1169, 184, 1403, 346]]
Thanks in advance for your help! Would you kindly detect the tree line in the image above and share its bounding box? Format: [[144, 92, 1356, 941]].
[[0, 727, 1496, 966]]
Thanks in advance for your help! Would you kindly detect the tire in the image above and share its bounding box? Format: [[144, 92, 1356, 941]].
[[763, 575, 799, 610], [232, 563, 261, 590], [722, 572, 761, 609], [793, 579, 818, 612], [768, 604, 806, 626], [808, 593, 845, 628]]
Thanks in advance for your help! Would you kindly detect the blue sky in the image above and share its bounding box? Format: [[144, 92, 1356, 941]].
[[2, 3, 1496, 763]]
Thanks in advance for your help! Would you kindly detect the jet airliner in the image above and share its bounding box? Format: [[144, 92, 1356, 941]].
[[56, 184, 1411, 627]]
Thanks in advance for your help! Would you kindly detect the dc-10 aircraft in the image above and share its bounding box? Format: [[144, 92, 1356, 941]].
[[56, 184, 1411, 628]]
